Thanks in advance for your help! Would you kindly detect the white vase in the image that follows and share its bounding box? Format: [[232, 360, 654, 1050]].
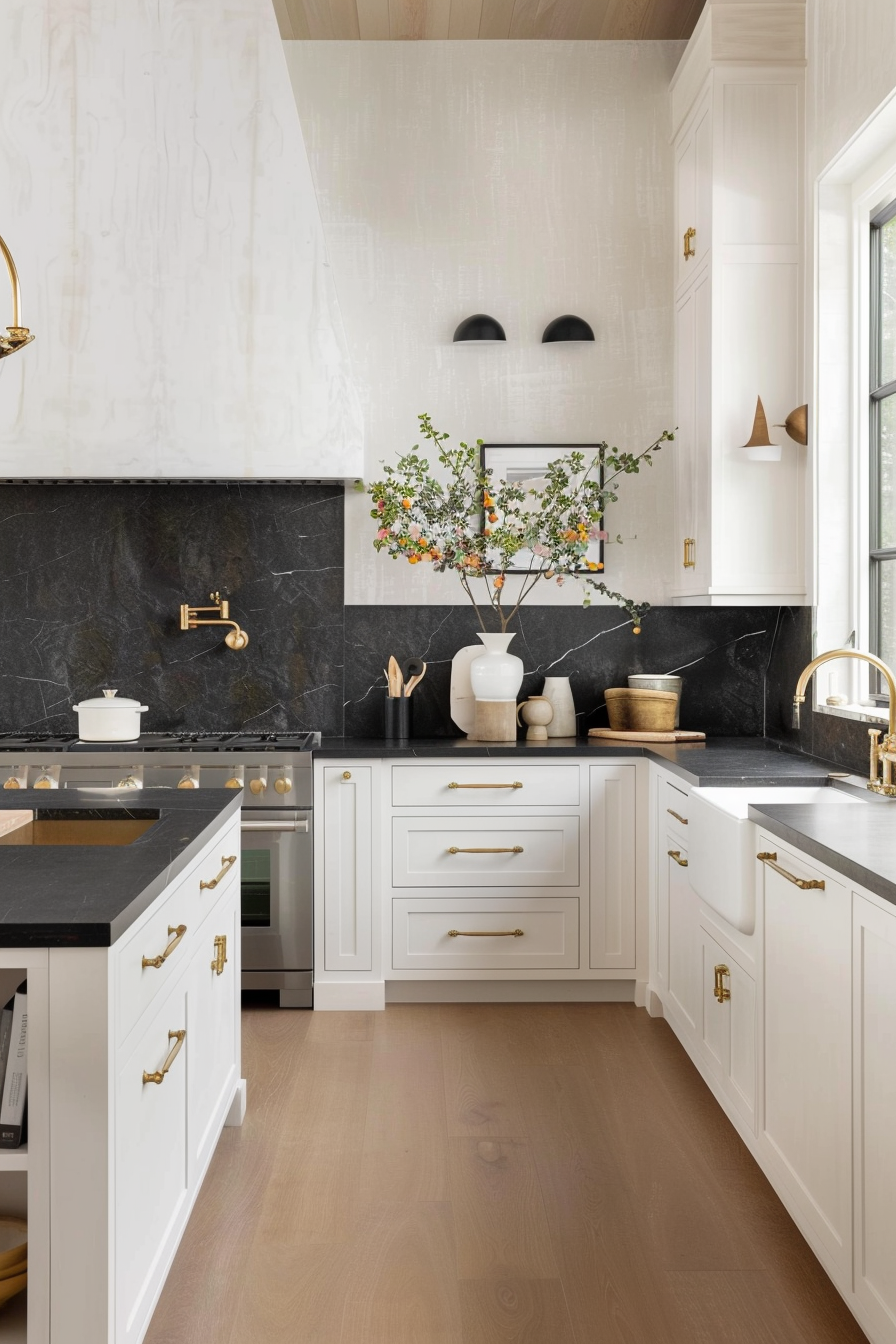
[[541, 676, 577, 736], [469, 633, 524, 702]]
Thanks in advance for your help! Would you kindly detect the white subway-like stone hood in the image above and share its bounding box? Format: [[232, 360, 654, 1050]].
[[0, 0, 363, 479]]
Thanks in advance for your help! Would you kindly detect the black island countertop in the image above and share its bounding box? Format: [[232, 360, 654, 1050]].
[[316, 735, 848, 788], [0, 789, 240, 948]]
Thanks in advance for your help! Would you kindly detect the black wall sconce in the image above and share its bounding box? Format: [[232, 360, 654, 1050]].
[[542, 314, 594, 343], [453, 313, 506, 343]]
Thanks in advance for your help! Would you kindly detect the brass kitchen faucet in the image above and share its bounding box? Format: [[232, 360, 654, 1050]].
[[179, 592, 249, 650]]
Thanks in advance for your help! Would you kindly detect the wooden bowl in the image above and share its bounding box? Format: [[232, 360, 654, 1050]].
[[0, 1258, 25, 1283], [0, 1219, 27, 1276], [605, 687, 678, 733], [0, 1268, 26, 1308]]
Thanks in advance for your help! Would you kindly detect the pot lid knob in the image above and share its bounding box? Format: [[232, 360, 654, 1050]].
[[102, 689, 118, 699]]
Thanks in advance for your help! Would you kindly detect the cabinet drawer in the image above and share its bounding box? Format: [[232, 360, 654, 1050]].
[[393, 897, 579, 969], [115, 822, 240, 1046], [391, 764, 580, 808], [392, 815, 579, 887], [662, 780, 690, 835], [115, 978, 189, 1344]]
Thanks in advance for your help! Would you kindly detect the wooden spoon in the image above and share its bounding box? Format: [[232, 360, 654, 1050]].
[[388, 655, 403, 698], [404, 663, 427, 697]]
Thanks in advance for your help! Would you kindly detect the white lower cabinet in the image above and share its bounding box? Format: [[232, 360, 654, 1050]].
[[853, 893, 896, 1341], [322, 765, 372, 972], [698, 927, 756, 1130], [589, 765, 636, 969], [188, 888, 241, 1181], [666, 837, 699, 1034], [759, 840, 852, 1281]]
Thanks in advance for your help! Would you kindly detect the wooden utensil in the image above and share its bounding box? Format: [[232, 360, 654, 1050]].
[[402, 658, 426, 684], [387, 656, 404, 698], [404, 663, 428, 697]]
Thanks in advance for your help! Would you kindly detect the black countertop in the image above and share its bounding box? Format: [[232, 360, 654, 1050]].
[[315, 735, 845, 788], [0, 790, 240, 948], [748, 795, 896, 907]]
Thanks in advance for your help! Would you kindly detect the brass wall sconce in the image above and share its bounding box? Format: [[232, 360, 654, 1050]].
[[0, 233, 35, 360], [180, 592, 249, 650], [742, 396, 809, 461]]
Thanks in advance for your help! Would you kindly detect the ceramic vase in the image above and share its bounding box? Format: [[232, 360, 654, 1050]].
[[541, 676, 576, 737], [469, 633, 524, 702], [516, 695, 554, 741]]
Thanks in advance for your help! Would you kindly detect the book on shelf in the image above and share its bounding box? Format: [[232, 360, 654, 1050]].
[[0, 983, 26, 1149], [0, 1002, 13, 1110]]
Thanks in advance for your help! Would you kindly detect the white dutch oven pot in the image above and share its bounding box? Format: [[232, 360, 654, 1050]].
[[72, 689, 148, 742]]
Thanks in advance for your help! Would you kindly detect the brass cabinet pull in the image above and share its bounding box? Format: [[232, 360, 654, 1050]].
[[667, 849, 689, 867], [200, 854, 237, 890], [448, 929, 524, 938], [713, 964, 731, 1003], [142, 924, 187, 969], [448, 781, 523, 790], [667, 808, 688, 825], [211, 934, 228, 976], [683, 537, 696, 568], [142, 1029, 186, 1085], [683, 226, 696, 259], [447, 846, 524, 855], [757, 851, 825, 890]]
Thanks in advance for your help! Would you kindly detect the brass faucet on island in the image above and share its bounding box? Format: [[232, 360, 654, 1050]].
[[793, 648, 896, 796]]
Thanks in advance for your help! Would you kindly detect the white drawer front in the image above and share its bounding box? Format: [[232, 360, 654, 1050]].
[[662, 779, 690, 835], [392, 815, 579, 887], [393, 897, 579, 969], [391, 764, 580, 808]]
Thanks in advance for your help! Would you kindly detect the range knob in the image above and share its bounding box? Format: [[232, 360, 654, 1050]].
[[225, 775, 244, 789], [117, 776, 140, 789], [274, 775, 292, 795], [249, 778, 267, 796], [3, 778, 20, 790], [34, 775, 53, 790], [177, 774, 198, 790]]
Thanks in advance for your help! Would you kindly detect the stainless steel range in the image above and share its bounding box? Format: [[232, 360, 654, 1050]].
[[0, 731, 318, 1007]]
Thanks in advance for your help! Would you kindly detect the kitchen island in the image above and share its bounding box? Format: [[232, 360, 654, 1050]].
[[0, 790, 243, 1344]]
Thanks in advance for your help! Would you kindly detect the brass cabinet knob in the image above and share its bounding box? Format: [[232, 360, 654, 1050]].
[[224, 776, 243, 789], [342, 771, 352, 781], [274, 776, 292, 795], [249, 778, 267, 795], [2, 778, 20, 790]]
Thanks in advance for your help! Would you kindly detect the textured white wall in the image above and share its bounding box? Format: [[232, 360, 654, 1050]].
[[286, 41, 683, 608], [807, 0, 896, 177], [0, 0, 362, 479]]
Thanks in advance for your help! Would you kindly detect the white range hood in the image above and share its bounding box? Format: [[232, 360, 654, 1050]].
[[0, 0, 363, 480]]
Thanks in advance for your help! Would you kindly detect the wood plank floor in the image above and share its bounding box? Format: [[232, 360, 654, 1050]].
[[145, 1003, 869, 1344]]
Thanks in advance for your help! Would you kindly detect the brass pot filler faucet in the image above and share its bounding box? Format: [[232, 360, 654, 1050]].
[[793, 648, 896, 796], [0, 232, 35, 360], [180, 592, 249, 650]]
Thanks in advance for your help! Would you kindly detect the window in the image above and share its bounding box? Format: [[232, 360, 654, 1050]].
[[870, 199, 896, 699]]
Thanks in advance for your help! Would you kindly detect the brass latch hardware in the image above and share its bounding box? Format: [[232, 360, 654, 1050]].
[[211, 935, 228, 977], [667, 849, 688, 867], [713, 964, 731, 1003], [683, 227, 696, 260], [448, 781, 523, 790], [447, 846, 524, 855], [448, 929, 524, 938], [142, 925, 187, 970], [180, 591, 249, 651], [200, 855, 237, 891], [667, 808, 688, 825], [757, 851, 825, 890], [683, 538, 696, 568], [143, 1029, 186, 1085]]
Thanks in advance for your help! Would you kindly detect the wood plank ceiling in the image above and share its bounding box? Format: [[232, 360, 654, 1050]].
[[274, 0, 704, 42]]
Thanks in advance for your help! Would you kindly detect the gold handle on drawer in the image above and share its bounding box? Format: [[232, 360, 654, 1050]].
[[200, 854, 237, 891], [713, 964, 731, 1003], [142, 1029, 186, 1085], [211, 934, 228, 976], [447, 846, 524, 855], [448, 781, 523, 790], [683, 226, 696, 259], [667, 808, 688, 825], [142, 924, 187, 970], [448, 929, 524, 938], [757, 852, 825, 890], [667, 849, 688, 867]]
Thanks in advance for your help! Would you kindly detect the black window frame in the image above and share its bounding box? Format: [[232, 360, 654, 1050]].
[[869, 197, 896, 702]]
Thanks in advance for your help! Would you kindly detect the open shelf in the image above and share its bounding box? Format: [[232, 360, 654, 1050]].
[[0, 1150, 27, 1174], [0, 1288, 27, 1342]]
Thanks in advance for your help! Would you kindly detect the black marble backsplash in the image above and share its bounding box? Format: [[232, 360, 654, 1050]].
[[0, 482, 848, 748]]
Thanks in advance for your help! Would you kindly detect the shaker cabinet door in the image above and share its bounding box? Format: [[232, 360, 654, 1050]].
[[589, 765, 636, 969], [188, 887, 241, 1184], [323, 766, 373, 971]]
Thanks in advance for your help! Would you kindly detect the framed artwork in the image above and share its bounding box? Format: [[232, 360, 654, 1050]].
[[479, 443, 606, 574]]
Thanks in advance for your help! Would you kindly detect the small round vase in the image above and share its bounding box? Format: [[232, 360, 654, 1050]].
[[517, 695, 554, 741], [469, 633, 524, 702]]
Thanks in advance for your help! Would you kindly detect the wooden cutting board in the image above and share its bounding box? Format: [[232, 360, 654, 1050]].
[[588, 728, 706, 743]]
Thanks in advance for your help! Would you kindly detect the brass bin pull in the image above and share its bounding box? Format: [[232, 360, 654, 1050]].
[[142, 924, 187, 970], [448, 929, 524, 938], [448, 846, 524, 855], [200, 855, 237, 891], [667, 808, 688, 825], [667, 849, 689, 867], [683, 538, 696, 568], [211, 934, 228, 976], [713, 964, 731, 1003], [448, 781, 523, 790], [143, 1029, 186, 1085], [757, 852, 825, 890], [683, 226, 696, 259]]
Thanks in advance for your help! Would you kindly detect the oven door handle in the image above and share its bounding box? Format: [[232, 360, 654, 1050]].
[[240, 818, 310, 833]]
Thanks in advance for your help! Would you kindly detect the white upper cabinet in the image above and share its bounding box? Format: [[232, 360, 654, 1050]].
[[670, 3, 806, 605], [0, 0, 363, 480]]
